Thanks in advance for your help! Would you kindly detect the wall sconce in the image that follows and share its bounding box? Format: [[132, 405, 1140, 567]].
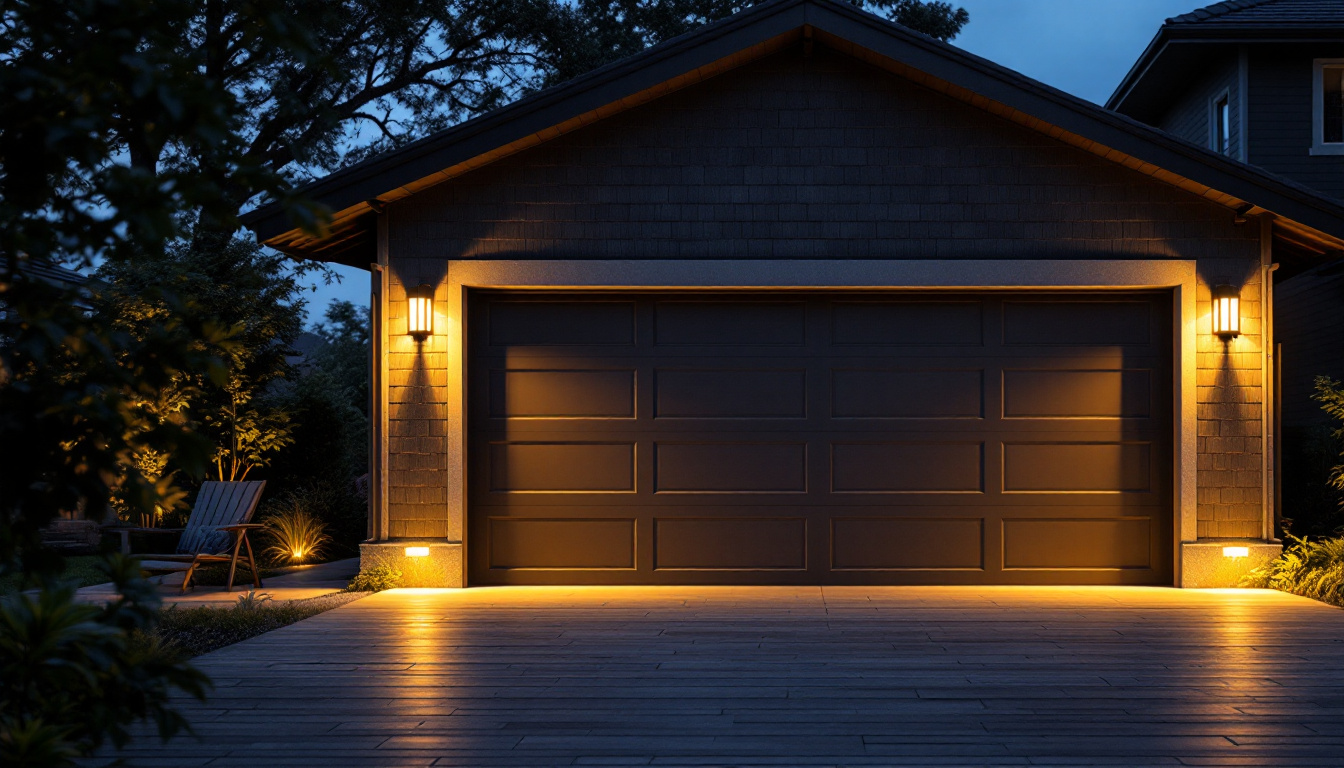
[[407, 284, 434, 339], [1211, 284, 1240, 338], [404, 546, 430, 558], [1222, 546, 1249, 559]]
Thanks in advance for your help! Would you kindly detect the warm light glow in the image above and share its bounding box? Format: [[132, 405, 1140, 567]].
[[1211, 284, 1240, 338], [1223, 546, 1249, 559], [407, 284, 434, 339], [404, 546, 430, 558]]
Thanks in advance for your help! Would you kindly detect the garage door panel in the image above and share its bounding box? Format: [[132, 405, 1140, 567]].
[[655, 368, 807, 418], [654, 517, 807, 570], [655, 301, 806, 346], [655, 442, 808, 493], [832, 517, 984, 570], [1003, 369, 1153, 418], [1002, 442, 1153, 493], [488, 369, 637, 418], [831, 442, 984, 492], [832, 301, 984, 346], [831, 368, 983, 418], [488, 518, 637, 569], [1002, 517, 1153, 569], [1003, 301, 1153, 346], [489, 300, 637, 346], [488, 442, 636, 492], [468, 291, 1172, 586]]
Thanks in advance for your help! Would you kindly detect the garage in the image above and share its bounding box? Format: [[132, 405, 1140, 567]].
[[467, 290, 1173, 585]]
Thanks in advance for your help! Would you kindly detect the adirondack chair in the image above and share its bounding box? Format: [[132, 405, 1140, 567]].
[[129, 480, 268, 592]]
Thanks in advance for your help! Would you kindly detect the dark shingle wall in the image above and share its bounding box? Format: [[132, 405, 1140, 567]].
[[1157, 55, 1241, 159], [384, 46, 1265, 540], [1247, 44, 1344, 201]]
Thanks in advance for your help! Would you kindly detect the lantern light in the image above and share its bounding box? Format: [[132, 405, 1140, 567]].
[[404, 546, 430, 558], [407, 284, 434, 339], [1211, 284, 1240, 338]]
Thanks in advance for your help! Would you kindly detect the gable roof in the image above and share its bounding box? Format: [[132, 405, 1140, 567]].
[[1167, 0, 1344, 26], [246, 0, 1344, 268], [1108, 0, 1344, 119]]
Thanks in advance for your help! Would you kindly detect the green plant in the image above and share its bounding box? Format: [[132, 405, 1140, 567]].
[[257, 481, 365, 558], [234, 591, 273, 610], [347, 565, 402, 592], [1241, 535, 1344, 607], [261, 508, 331, 566]]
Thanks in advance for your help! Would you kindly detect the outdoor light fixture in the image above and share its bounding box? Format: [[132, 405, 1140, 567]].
[[1222, 546, 1249, 559], [1211, 284, 1240, 338], [406, 284, 434, 339], [404, 546, 430, 558]]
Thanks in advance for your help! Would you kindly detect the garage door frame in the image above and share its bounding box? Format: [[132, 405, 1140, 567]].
[[430, 259, 1198, 586]]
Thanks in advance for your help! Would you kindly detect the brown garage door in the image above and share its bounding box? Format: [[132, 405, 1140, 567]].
[[467, 291, 1172, 585]]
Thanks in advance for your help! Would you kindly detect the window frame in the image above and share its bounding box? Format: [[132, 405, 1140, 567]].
[[1312, 58, 1344, 155], [1209, 89, 1231, 156]]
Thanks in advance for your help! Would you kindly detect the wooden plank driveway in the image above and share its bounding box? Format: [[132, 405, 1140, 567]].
[[104, 586, 1344, 767]]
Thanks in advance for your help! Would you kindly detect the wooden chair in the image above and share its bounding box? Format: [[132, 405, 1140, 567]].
[[128, 480, 268, 592]]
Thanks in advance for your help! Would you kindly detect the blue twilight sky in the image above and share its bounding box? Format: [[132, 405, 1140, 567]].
[[298, 0, 1199, 321]]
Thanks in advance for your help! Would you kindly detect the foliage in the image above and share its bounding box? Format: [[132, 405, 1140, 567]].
[[93, 232, 315, 484], [347, 565, 402, 592], [540, 0, 970, 88], [147, 592, 365, 658], [1280, 424, 1344, 538], [261, 506, 332, 565], [0, 556, 211, 763], [1, 1, 321, 763], [233, 590, 274, 610], [1242, 535, 1344, 608], [258, 481, 365, 560], [0, 556, 112, 598]]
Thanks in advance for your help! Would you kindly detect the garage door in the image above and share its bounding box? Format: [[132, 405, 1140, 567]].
[[467, 291, 1172, 585]]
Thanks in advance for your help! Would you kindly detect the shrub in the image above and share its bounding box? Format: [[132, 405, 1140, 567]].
[[257, 480, 364, 559], [347, 565, 401, 592], [260, 507, 331, 566], [1241, 535, 1344, 607]]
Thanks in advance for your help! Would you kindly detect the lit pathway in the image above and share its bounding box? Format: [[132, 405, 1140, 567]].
[[100, 586, 1344, 766]]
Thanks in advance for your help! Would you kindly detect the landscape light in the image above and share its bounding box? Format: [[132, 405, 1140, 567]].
[[1222, 546, 1249, 559], [404, 546, 430, 558]]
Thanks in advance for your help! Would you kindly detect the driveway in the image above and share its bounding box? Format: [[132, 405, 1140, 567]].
[[106, 586, 1344, 766]]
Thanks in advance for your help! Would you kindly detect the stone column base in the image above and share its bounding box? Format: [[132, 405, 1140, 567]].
[[1180, 539, 1282, 588], [360, 541, 463, 588]]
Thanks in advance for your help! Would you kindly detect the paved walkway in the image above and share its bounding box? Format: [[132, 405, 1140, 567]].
[[102, 586, 1344, 767], [75, 557, 358, 607]]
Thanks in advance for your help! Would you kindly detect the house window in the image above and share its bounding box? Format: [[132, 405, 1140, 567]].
[[1313, 59, 1344, 155], [1214, 94, 1230, 155]]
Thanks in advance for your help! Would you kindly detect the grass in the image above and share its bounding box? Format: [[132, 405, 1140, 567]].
[[1242, 535, 1344, 608], [182, 562, 286, 587], [0, 554, 111, 596], [150, 591, 366, 657]]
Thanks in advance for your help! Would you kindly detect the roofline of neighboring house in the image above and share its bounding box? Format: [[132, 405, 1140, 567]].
[[245, 0, 1344, 269], [1108, 23, 1344, 114]]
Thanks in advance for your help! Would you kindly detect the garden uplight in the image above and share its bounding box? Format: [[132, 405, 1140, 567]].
[[1211, 284, 1240, 338], [404, 546, 430, 558], [407, 284, 434, 339]]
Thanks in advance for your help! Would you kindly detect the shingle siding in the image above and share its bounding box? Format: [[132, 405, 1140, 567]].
[[1248, 44, 1344, 201], [1157, 54, 1241, 158], [383, 46, 1264, 540]]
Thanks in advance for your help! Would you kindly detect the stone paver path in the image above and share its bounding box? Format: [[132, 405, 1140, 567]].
[[103, 586, 1344, 766]]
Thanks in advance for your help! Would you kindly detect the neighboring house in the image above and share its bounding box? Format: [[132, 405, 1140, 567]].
[[1107, 0, 1344, 523], [246, 0, 1344, 588]]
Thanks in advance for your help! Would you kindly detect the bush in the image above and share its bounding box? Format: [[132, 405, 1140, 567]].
[[1241, 535, 1344, 607], [261, 506, 331, 566], [347, 565, 401, 592], [257, 481, 364, 560]]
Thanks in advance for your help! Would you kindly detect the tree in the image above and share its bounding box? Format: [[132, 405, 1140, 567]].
[[0, 1, 319, 762]]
